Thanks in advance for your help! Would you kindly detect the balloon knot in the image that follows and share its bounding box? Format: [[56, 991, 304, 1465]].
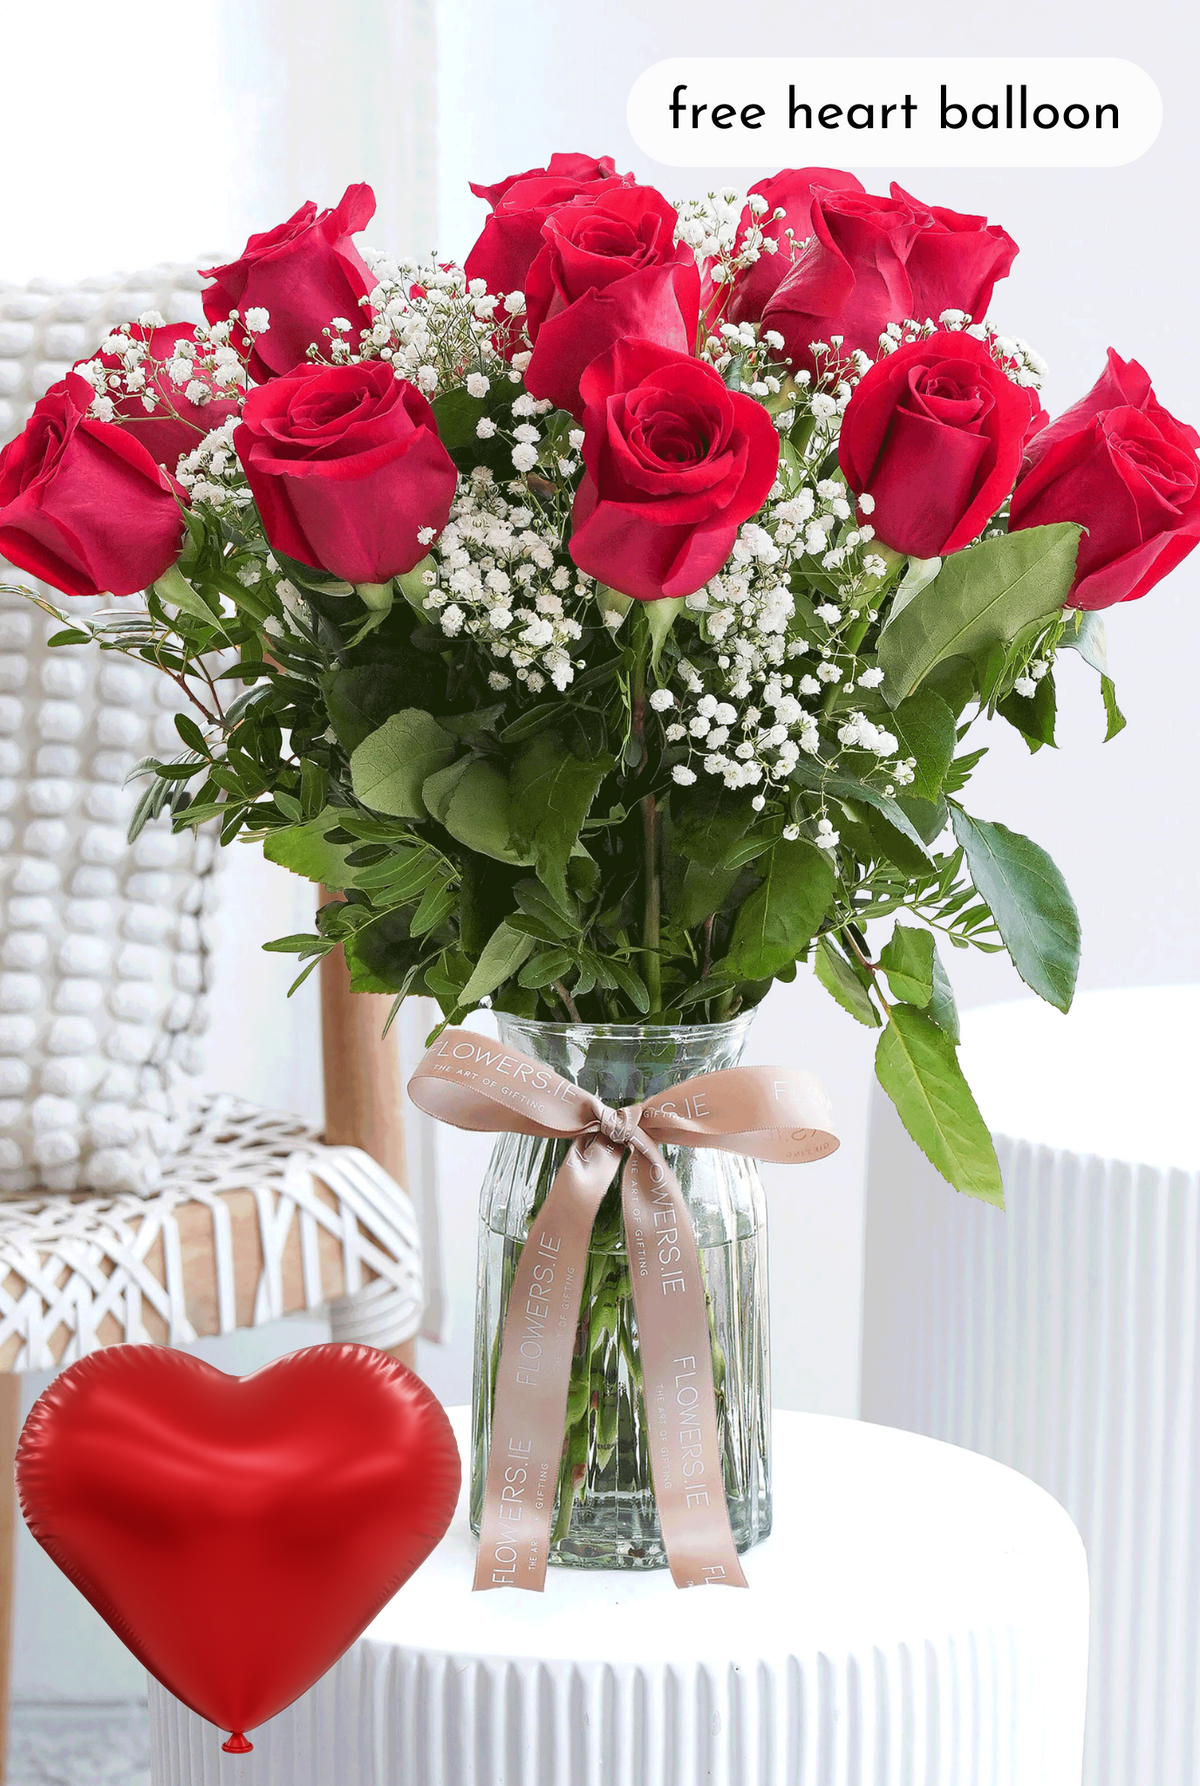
[[222, 1732, 254, 1753]]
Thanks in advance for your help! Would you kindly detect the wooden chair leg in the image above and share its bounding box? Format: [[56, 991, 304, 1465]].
[[0, 1372, 21, 1786], [319, 896, 417, 1369]]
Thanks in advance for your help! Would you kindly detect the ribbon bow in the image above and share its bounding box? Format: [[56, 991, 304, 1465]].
[[408, 1028, 838, 1591]]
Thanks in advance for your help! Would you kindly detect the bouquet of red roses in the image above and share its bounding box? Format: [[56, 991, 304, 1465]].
[[2, 162, 1196, 1201]]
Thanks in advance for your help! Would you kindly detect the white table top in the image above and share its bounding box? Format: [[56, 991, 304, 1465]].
[[959, 986, 1198, 1173], [364, 1408, 1085, 1666]]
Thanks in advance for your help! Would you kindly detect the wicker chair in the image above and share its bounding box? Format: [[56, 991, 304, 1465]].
[[0, 266, 425, 1780]]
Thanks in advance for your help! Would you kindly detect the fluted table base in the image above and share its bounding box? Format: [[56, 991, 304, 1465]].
[[148, 1407, 1087, 1785], [863, 1085, 1200, 1786]]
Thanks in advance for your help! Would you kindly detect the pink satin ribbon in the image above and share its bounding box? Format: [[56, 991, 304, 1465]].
[[407, 1028, 838, 1591]]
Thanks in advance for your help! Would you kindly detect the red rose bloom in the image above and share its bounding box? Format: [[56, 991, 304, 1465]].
[[838, 332, 1037, 558], [762, 185, 1018, 377], [202, 185, 377, 382], [891, 185, 1018, 333], [1010, 349, 1200, 609], [234, 362, 457, 585], [86, 323, 239, 474], [569, 339, 780, 601], [524, 186, 701, 419], [723, 166, 865, 326], [0, 374, 186, 597], [464, 153, 630, 297]]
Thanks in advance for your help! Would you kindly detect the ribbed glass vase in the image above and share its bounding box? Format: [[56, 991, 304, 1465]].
[[470, 1012, 770, 1571]]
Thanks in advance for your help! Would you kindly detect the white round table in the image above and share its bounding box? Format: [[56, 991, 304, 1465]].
[[148, 1406, 1088, 1785], [862, 987, 1199, 1786]]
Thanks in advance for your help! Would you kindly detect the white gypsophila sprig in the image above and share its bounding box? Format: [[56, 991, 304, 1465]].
[[173, 416, 255, 513], [74, 313, 267, 475], [420, 476, 590, 694], [346, 250, 525, 398], [656, 370, 906, 822], [874, 311, 1048, 391]]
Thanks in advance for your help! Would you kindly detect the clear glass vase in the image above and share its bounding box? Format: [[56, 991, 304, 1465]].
[[470, 1012, 770, 1571]]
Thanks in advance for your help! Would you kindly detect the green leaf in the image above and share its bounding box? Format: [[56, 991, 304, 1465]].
[[1060, 608, 1108, 676], [928, 941, 960, 1044], [887, 688, 956, 802], [997, 673, 1057, 752], [422, 758, 535, 866], [349, 710, 455, 819], [459, 921, 536, 1005], [724, 840, 835, 980], [262, 814, 358, 889], [322, 666, 442, 754], [606, 958, 652, 1015], [646, 596, 686, 670], [878, 524, 1081, 704], [814, 935, 880, 1027], [875, 1005, 1003, 1203], [271, 550, 354, 596], [793, 765, 934, 862], [409, 877, 457, 938], [878, 923, 934, 1006], [518, 947, 576, 989], [950, 806, 1080, 1011], [1100, 675, 1127, 742], [677, 859, 741, 929], [153, 563, 229, 635], [508, 734, 615, 908]]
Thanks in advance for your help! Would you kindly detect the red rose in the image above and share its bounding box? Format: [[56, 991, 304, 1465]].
[[838, 332, 1037, 558], [0, 374, 186, 597], [234, 362, 457, 585], [1010, 350, 1200, 609], [723, 167, 865, 326], [890, 185, 1018, 333], [202, 185, 377, 382], [464, 153, 630, 297], [762, 186, 1018, 376], [524, 186, 700, 418], [86, 323, 239, 474], [569, 339, 780, 601]]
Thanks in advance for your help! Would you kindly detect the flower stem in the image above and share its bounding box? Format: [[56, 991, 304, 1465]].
[[629, 611, 662, 1014]]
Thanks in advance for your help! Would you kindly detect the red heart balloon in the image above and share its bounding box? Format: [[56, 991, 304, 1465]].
[[16, 1342, 460, 1751]]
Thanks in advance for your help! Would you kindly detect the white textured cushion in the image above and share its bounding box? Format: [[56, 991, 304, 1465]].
[[0, 262, 220, 1193]]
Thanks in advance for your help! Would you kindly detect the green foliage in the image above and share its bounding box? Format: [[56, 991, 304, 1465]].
[[724, 841, 835, 980], [950, 805, 1080, 1011], [350, 710, 455, 818], [263, 815, 359, 888], [876, 1005, 1003, 1203], [47, 367, 1113, 1212], [814, 935, 879, 1027], [878, 923, 934, 1006], [508, 734, 615, 909], [878, 524, 1081, 704]]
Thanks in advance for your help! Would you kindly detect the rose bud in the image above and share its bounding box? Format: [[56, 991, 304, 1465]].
[[234, 361, 457, 585], [569, 338, 780, 601], [1010, 349, 1200, 609], [464, 152, 631, 297], [524, 185, 701, 419], [837, 331, 1038, 559], [202, 184, 377, 382], [0, 373, 186, 597], [83, 322, 239, 476]]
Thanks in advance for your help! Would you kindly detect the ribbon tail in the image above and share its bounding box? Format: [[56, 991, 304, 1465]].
[[473, 1135, 621, 1592], [621, 1139, 748, 1589]]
